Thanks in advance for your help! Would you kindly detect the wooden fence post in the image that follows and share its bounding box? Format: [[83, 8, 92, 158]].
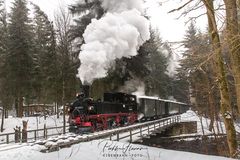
[[44, 124, 47, 139], [129, 130, 132, 142], [6, 134, 9, 144], [34, 130, 37, 141], [22, 120, 28, 143], [117, 132, 119, 141], [14, 126, 21, 143]]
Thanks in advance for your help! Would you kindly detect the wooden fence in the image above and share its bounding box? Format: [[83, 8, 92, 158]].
[[0, 125, 69, 144]]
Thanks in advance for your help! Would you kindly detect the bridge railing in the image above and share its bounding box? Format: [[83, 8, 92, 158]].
[[42, 115, 182, 152], [107, 115, 181, 142], [62, 115, 181, 144]]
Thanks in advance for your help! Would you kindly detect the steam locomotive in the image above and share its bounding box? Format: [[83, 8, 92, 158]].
[[69, 86, 189, 133]]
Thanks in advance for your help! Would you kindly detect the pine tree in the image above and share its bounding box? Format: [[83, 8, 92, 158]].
[[177, 22, 210, 104], [7, 0, 34, 117], [32, 3, 59, 103], [0, 0, 11, 130], [140, 29, 169, 98], [69, 0, 104, 56]]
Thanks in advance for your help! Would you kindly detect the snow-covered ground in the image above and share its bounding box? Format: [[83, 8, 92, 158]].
[[0, 115, 68, 144], [0, 110, 238, 160], [0, 139, 235, 160], [1, 109, 236, 136], [1, 115, 66, 134], [181, 110, 240, 135]]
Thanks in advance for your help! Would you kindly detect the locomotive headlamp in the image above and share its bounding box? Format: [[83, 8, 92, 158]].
[[88, 106, 94, 111]]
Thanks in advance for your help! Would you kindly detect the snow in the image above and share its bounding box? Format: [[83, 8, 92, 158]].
[[181, 110, 240, 135], [1, 115, 66, 134], [0, 110, 237, 159], [0, 115, 68, 144], [0, 139, 235, 160]]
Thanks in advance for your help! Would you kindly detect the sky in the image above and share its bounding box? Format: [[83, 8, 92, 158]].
[[5, 0, 208, 42], [145, 0, 207, 42]]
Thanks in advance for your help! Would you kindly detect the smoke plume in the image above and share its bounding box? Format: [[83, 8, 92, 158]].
[[119, 79, 145, 96], [77, 0, 150, 84]]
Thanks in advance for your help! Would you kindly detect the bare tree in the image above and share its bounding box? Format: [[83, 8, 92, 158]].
[[168, 0, 238, 157], [201, 0, 237, 157], [55, 7, 77, 134], [222, 0, 240, 114]]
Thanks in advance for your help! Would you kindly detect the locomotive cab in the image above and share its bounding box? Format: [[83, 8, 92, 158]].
[[103, 92, 138, 113]]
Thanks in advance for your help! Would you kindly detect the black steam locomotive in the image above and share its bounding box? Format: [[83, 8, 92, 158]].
[[69, 86, 189, 133]]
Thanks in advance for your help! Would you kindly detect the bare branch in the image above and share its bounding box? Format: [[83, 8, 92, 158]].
[[176, 1, 204, 19], [185, 12, 207, 24], [168, 0, 193, 13]]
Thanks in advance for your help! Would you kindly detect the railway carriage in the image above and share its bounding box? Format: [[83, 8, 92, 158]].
[[138, 96, 158, 120], [137, 96, 189, 121]]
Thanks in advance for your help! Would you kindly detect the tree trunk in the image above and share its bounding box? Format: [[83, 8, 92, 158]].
[[1, 108, 4, 132], [18, 97, 23, 117], [4, 109, 8, 118], [223, 0, 240, 114], [207, 75, 216, 132], [62, 79, 66, 134], [202, 0, 238, 157], [200, 69, 216, 132]]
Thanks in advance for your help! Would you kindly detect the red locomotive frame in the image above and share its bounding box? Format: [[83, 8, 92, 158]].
[[72, 112, 138, 132]]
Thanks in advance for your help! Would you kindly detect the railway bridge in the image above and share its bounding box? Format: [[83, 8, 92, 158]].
[[39, 115, 182, 152], [0, 115, 183, 152]]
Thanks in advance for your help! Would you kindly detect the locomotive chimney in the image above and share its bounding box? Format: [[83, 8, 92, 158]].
[[82, 85, 90, 98]]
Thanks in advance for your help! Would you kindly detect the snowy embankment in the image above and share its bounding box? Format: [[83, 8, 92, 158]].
[[1, 115, 66, 134], [0, 139, 235, 160], [181, 110, 240, 135]]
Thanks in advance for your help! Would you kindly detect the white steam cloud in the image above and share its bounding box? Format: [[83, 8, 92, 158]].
[[77, 0, 150, 84], [119, 79, 145, 96]]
